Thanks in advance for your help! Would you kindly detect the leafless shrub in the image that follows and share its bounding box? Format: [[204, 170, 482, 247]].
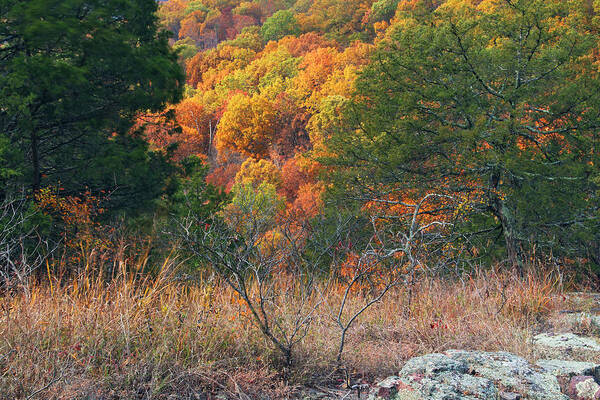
[[0, 193, 52, 289], [172, 183, 468, 376], [327, 193, 462, 369], [172, 186, 344, 370]]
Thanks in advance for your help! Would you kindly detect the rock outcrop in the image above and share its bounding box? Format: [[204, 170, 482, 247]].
[[536, 360, 599, 378], [564, 313, 600, 333], [369, 347, 600, 400], [366, 300, 600, 400], [568, 376, 600, 400], [534, 333, 600, 353]]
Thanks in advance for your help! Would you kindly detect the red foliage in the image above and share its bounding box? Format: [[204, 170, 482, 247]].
[[280, 157, 308, 202], [232, 14, 258, 36], [206, 162, 241, 192], [288, 182, 324, 219], [272, 93, 311, 160]]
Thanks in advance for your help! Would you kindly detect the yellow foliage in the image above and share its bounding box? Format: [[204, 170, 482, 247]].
[[235, 157, 283, 188], [216, 93, 277, 158]]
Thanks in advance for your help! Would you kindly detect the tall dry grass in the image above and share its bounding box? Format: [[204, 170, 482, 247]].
[[0, 251, 566, 399]]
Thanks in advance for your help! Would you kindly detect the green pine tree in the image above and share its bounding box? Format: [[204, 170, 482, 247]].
[[325, 0, 600, 268], [0, 0, 184, 214]]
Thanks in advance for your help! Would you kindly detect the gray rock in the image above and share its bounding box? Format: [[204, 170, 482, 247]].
[[564, 313, 600, 332], [536, 359, 599, 378], [499, 392, 521, 400], [568, 376, 600, 399], [399, 353, 469, 375], [445, 350, 564, 400], [533, 333, 600, 352], [401, 371, 496, 399], [368, 376, 421, 400], [370, 350, 568, 400]]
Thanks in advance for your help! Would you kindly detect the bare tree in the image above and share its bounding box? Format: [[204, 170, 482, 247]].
[[172, 184, 344, 369], [0, 193, 51, 289], [172, 177, 463, 374], [328, 193, 460, 369]]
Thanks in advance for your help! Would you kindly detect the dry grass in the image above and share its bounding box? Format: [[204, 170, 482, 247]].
[[0, 255, 566, 399]]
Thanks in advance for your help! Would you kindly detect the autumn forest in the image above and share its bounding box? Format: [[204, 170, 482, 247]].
[[2, 0, 600, 398]]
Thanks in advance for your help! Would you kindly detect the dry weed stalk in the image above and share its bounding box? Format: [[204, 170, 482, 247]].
[[0, 235, 564, 399]]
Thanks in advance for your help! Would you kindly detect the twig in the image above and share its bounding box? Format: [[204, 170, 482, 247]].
[[26, 372, 63, 400], [0, 349, 14, 364], [224, 371, 252, 400]]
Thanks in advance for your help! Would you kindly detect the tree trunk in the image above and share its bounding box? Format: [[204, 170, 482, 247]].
[[499, 202, 522, 272], [31, 130, 40, 193], [490, 171, 522, 271]]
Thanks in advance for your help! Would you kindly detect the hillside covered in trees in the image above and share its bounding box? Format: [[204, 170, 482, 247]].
[[153, 0, 600, 269], [2, 0, 600, 398]]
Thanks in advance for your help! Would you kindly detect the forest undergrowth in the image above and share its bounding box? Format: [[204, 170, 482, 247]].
[[0, 247, 580, 399]]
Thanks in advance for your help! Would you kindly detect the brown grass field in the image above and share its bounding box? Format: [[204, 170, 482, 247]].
[[0, 250, 589, 399]]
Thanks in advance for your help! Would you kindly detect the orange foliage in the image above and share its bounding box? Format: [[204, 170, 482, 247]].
[[36, 188, 104, 230], [160, 0, 397, 216], [141, 109, 207, 162], [175, 98, 218, 156], [336, 251, 394, 292], [186, 44, 258, 89], [179, 9, 212, 43], [294, 47, 340, 101], [277, 33, 338, 57], [280, 157, 308, 202], [35, 188, 113, 266], [288, 181, 324, 219], [272, 93, 311, 160]]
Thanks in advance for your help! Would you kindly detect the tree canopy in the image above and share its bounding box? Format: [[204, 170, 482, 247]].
[[325, 0, 600, 266], [0, 0, 184, 213]]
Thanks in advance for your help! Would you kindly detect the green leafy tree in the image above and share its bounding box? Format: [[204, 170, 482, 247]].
[[173, 37, 199, 61], [370, 0, 399, 22], [326, 0, 600, 268], [224, 181, 285, 235], [0, 0, 184, 213], [261, 10, 301, 42], [171, 156, 228, 221]]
